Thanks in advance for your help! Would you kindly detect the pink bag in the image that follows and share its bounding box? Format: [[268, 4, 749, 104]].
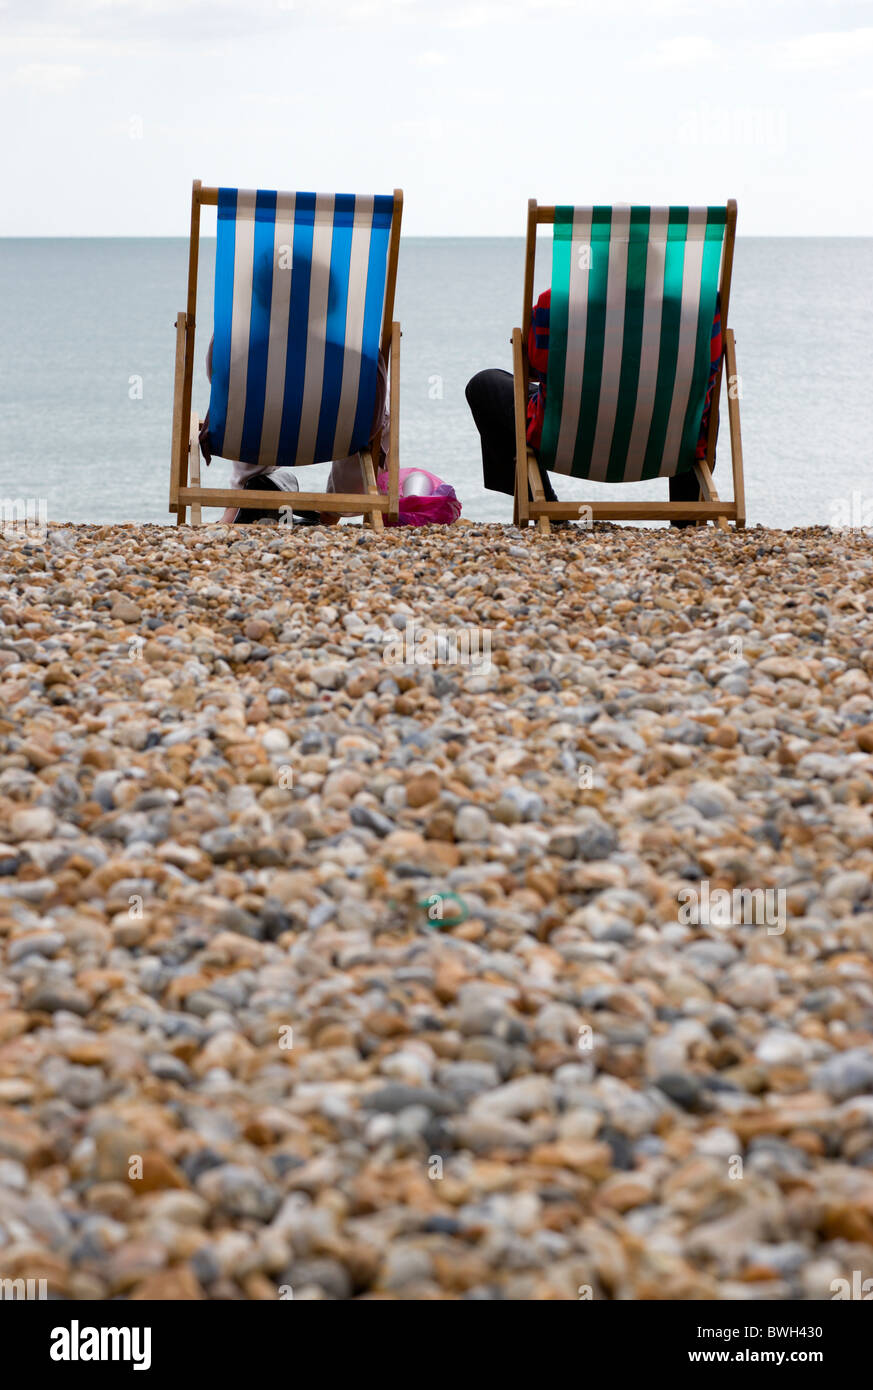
[[377, 467, 462, 527]]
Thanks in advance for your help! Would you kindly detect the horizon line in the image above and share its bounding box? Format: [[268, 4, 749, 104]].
[[1, 232, 872, 240]]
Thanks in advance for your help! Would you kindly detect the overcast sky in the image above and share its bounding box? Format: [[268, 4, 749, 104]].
[[1, 0, 871, 236]]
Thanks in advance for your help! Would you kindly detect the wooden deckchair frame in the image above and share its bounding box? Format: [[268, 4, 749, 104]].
[[170, 180, 403, 528], [513, 199, 745, 534]]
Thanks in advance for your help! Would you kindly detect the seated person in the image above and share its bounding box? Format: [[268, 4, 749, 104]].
[[466, 291, 722, 523], [199, 339, 389, 525]]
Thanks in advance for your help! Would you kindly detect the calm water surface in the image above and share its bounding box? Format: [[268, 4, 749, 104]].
[[0, 237, 870, 528]]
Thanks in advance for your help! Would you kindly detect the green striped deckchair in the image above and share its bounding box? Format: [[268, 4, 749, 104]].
[[513, 199, 745, 532], [170, 180, 403, 528]]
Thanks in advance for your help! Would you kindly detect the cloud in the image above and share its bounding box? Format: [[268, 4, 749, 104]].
[[0, 0, 715, 51], [13, 62, 83, 91], [774, 26, 873, 70], [638, 35, 715, 67]]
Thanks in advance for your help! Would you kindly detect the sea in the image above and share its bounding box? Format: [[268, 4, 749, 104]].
[[0, 237, 871, 528]]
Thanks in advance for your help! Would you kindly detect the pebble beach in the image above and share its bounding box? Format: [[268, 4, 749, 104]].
[[1, 520, 873, 1301]]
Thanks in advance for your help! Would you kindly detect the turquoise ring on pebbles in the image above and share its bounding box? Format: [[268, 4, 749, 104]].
[[418, 891, 470, 928]]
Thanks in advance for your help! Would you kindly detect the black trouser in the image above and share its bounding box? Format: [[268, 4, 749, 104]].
[[465, 367, 711, 519], [465, 369, 558, 502], [668, 463, 711, 502]]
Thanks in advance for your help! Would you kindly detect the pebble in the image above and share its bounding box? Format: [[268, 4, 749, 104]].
[[361, 1084, 457, 1116], [814, 1047, 873, 1101], [655, 1073, 705, 1112], [0, 522, 870, 1300], [196, 1165, 281, 1222], [453, 805, 491, 842]]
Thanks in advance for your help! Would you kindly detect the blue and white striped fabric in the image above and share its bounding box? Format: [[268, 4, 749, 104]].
[[207, 189, 394, 469]]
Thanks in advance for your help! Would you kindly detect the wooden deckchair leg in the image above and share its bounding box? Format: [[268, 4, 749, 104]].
[[693, 459, 729, 533], [176, 183, 201, 527], [189, 415, 203, 527], [512, 327, 531, 527], [386, 321, 401, 524], [527, 454, 550, 535], [170, 312, 188, 524], [360, 450, 384, 532], [724, 329, 746, 528]]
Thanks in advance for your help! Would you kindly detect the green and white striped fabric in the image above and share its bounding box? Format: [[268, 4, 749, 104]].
[[539, 205, 726, 482]]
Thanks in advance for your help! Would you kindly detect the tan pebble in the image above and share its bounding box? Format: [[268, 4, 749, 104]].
[[18, 739, 57, 768], [0, 1252, 69, 1295], [364, 1010, 409, 1038], [418, 1030, 461, 1059], [381, 830, 427, 861], [421, 841, 461, 870], [76, 968, 127, 996], [423, 808, 455, 841], [707, 724, 739, 749], [68, 1273, 108, 1300], [80, 746, 116, 769], [85, 1182, 135, 1218], [540, 1202, 582, 1232], [165, 973, 213, 1006], [267, 871, 320, 907], [192, 1031, 259, 1080], [0, 1079, 35, 1103], [766, 1065, 812, 1092], [525, 868, 559, 899], [313, 1024, 357, 1050], [820, 1205, 873, 1243], [110, 596, 143, 624], [454, 918, 486, 942], [721, 1064, 772, 1094], [787, 1128, 826, 1157], [431, 1251, 494, 1292], [0, 1107, 54, 1167], [64, 1038, 113, 1066], [10, 806, 56, 840], [95, 1129, 147, 1182], [324, 769, 364, 800], [42, 662, 70, 686], [241, 1272, 278, 1300], [0, 1011, 30, 1043], [405, 771, 441, 807], [242, 1118, 277, 1147], [595, 1175, 656, 1212], [129, 1267, 205, 1300], [112, 918, 149, 947], [332, 1240, 381, 1288], [433, 959, 468, 1003], [129, 1150, 189, 1195], [757, 656, 812, 681], [529, 1141, 614, 1180]]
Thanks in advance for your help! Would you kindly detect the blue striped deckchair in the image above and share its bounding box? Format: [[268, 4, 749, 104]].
[[513, 199, 745, 533], [170, 181, 403, 527]]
